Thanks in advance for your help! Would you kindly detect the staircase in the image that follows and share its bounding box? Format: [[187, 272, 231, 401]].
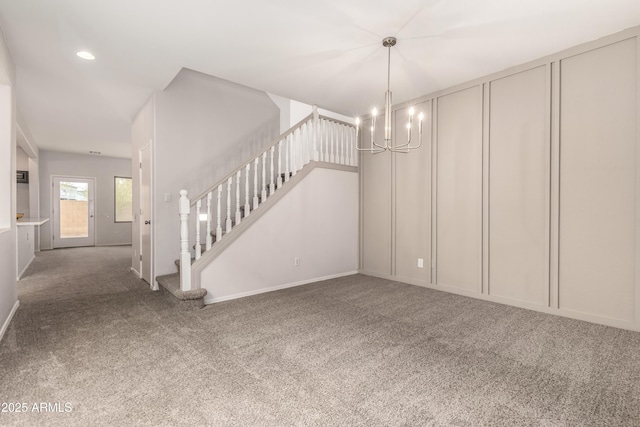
[[156, 106, 357, 306]]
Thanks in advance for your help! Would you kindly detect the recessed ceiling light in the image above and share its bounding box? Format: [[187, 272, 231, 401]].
[[76, 51, 95, 60]]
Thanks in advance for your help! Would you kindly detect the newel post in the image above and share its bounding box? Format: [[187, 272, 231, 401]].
[[179, 189, 192, 291], [312, 104, 319, 161]]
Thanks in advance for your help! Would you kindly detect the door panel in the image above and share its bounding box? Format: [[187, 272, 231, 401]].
[[140, 144, 152, 284], [53, 176, 95, 248]]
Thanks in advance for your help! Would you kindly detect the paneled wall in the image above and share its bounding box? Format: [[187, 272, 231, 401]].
[[359, 27, 640, 331], [359, 118, 391, 277], [488, 66, 549, 306], [558, 38, 637, 323], [393, 101, 431, 284], [435, 87, 483, 293]]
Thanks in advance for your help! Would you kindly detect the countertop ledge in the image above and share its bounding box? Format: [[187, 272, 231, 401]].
[[16, 218, 50, 226]]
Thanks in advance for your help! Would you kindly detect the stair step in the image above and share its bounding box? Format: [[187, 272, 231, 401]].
[[156, 273, 207, 309]]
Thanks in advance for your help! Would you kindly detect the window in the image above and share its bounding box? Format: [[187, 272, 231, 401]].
[[114, 177, 132, 223]]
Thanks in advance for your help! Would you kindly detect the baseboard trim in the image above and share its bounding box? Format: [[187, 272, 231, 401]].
[[0, 300, 19, 344], [357, 270, 640, 332], [17, 255, 35, 280], [204, 271, 358, 305]]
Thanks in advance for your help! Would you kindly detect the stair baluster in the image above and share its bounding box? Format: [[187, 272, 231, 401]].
[[312, 105, 319, 161], [226, 177, 232, 233], [321, 119, 326, 162], [253, 158, 259, 209], [269, 146, 275, 195], [235, 171, 242, 225], [330, 120, 335, 163], [340, 124, 344, 164], [179, 190, 191, 291], [285, 135, 290, 183], [261, 152, 267, 201], [195, 199, 202, 260], [302, 123, 308, 166], [216, 184, 222, 241], [244, 164, 251, 217], [350, 125, 354, 165], [277, 140, 283, 189], [206, 191, 212, 250], [292, 129, 298, 177]]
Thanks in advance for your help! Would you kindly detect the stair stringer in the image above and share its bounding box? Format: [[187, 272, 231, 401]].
[[190, 161, 358, 291]]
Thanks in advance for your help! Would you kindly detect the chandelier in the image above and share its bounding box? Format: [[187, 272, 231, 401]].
[[356, 37, 423, 154]]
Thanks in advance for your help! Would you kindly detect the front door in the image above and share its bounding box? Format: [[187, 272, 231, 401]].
[[53, 176, 95, 248]]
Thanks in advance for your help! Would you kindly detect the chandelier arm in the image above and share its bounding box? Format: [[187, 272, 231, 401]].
[[387, 126, 423, 151], [355, 120, 388, 153]]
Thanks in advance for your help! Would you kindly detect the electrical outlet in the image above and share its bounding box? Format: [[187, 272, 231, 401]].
[[294, 257, 300, 267], [417, 258, 424, 268]]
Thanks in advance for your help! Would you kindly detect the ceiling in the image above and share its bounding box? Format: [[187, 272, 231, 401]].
[[1, 0, 639, 159]]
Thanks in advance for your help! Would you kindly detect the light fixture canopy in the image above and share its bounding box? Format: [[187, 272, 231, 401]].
[[76, 51, 95, 60], [356, 37, 423, 154]]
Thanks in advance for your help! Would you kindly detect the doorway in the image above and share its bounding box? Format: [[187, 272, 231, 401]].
[[52, 176, 95, 248]]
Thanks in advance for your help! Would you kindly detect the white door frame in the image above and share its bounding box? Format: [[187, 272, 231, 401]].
[[51, 175, 96, 248]]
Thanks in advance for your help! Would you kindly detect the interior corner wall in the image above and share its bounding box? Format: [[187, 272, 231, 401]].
[[360, 26, 640, 332], [153, 69, 280, 280], [0, 27, 17, 342], [38, 150, 132, 249]]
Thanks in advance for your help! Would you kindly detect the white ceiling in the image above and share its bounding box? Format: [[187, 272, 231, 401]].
[[1, 0, 639, 159]]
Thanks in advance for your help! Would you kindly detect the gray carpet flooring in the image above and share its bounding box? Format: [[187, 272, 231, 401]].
[[1, 246, 639, 426]]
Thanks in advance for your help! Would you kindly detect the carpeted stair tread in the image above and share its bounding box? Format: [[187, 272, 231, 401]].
[[156, 273, 207, 301]]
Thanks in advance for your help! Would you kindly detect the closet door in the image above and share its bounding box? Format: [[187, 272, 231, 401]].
[[436, 86, 483, 292], [488, 66, 549, 305], [559, 38, 637, 322]]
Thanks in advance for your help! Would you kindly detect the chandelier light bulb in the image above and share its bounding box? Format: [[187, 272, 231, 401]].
[[372, 107, 378, 117], [409, 107, 415, 116]]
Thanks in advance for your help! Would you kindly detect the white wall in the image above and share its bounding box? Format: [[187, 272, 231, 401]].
[[153, 69, 280, 280], [39, 150, 132, 249], [201, 167, 358, 303], [0, 26, 18, 342]]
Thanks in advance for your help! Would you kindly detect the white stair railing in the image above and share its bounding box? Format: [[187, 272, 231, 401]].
[[178, 106, 357, 291]]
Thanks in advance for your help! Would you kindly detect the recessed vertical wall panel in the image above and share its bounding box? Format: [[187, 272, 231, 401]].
[[360, 118, 392, 276], [559, 38, 637, 322], [394, 101, 431, 284], [489, 66, 549, 305], [436, 86, 483, 292]]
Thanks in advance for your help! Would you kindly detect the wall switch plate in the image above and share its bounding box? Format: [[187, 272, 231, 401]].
[[294, 257, 300, 266], [418, 258, 424, 268], [164, 193, 171, 202]]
